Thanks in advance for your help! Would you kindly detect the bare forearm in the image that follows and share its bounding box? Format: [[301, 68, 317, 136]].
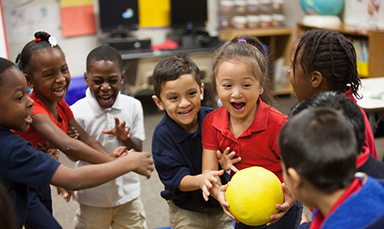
[[122, 138, 142, 151], [178, 175, 202, 192]]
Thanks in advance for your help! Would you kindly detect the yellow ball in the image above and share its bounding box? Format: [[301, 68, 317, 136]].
[[225, 166, 284, 226]]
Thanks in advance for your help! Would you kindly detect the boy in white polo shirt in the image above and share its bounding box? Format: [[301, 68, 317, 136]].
[[71, 46, 147, 228]]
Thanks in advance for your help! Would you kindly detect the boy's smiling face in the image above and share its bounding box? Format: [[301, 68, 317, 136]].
[[152, 74, 203, 132], [85, 60, 124, 109], [0, 67, 35, 131]]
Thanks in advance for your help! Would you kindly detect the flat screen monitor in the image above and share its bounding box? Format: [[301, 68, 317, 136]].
[[98, 0, 139, 36], [170, 0, 207, 32]]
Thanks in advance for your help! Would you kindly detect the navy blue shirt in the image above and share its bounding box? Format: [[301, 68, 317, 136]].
[[152, 107, 228, 212], [358, 154, 384, 179], [0, 126, 60, 228]]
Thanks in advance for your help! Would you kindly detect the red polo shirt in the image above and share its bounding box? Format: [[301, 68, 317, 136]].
[[202, 99, 287, 182]]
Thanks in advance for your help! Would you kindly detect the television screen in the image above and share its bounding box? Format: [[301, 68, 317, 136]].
[[98, 0, 139, 35], [170, 0, 207, 32]]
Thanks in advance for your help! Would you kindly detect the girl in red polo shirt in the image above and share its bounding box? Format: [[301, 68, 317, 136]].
[[201, 35, 302, 228]]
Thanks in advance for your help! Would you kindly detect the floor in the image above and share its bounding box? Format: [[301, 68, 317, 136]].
[[52, 95, 384, 229]]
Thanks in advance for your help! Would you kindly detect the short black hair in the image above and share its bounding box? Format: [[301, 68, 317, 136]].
[[289, 91, 365, 153], [279, 107, 357, 193], [0, 57, 17, 88], [86, 45, 123, 73], [293, 29, 361, 98], [15, 31, 64, 74], [152, 53, 201, 100]]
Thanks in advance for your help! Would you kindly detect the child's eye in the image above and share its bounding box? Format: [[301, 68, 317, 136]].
[[93, 80, 103, 85], [223, 84, 231, 88], [243, 84, 251, 88], [189, 91, 197, 96], [169, 96, 178, 101], [109, 80, 119, 85]]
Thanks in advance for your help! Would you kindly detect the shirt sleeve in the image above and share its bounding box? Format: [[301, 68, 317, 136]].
[[201, 114, 220, 151], [152, 126, 191, 194], [6, 138, 60, 188]]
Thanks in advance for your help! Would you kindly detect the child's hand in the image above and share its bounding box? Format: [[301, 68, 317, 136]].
[[56, 186, 75, 202], [123, 149, 154, 179], [200, 170, 224, 201], [217, 183, 239, 222], [268, 183, 297, 225], [102, 117, 131, 141], [67, 126, 79, 139], [110, 146, 128, 159], [217, 147, 241, 173], [300, 213, 310, 224]]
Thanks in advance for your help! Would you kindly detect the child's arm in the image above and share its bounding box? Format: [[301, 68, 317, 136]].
[[102, 117, 143, 151], [31, 113, 113, 164], [178, 170, 224, 192], [201, 148, 221, 200], [50, 149, 154, 190]]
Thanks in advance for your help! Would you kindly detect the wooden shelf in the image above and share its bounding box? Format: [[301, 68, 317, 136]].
[[297, 23, 384, 78], [218, 27, 293, 95]]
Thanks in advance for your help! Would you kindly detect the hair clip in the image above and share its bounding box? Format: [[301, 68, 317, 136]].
[[48, 36, 58, 47], [34, 38, 41, 42], [238, 39, 247, 43]]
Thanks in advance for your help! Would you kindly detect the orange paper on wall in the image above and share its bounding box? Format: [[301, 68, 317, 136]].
[[60, 4, 96, 37]]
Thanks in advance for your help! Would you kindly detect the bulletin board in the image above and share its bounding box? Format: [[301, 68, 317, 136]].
[[0, 1, 9, 59], [139, 0, 170, 27], [60, 0, 96, 37]]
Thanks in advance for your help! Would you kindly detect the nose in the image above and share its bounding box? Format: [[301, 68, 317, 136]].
[[179, 96, 191, 108], [101, 82, 111, 91], [27, 94, 35, 108], [231, 87, 242, 99], [55, 73, 66, 84]]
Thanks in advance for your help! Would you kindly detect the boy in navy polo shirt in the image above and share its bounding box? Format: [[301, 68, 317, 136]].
[[151, 53, 233, 228]]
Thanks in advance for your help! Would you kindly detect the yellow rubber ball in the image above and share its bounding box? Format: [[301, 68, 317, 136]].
[[225, 166, 284, 226]]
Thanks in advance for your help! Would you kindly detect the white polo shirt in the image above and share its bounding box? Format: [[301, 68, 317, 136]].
[[71, 88, 145, 207]]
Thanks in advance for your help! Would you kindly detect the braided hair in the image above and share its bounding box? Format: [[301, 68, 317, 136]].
[[15, 31, 62, 74], [292, 29, 361, 98]]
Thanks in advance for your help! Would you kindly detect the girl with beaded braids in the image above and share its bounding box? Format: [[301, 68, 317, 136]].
[[201, 35, 302, 228], [288, 29, 377, 159], [14, 31, 153, 228]]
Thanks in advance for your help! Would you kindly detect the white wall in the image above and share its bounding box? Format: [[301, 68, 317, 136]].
[[2, 0, 304, 77]]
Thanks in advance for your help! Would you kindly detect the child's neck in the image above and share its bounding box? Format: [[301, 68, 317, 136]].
[[229, 106, 257, 138]]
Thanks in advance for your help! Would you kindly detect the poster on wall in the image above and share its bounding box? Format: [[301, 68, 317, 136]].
[[0, 1, 9, 58], [344, 0, 384, 29], [60, 0, 96, 37]]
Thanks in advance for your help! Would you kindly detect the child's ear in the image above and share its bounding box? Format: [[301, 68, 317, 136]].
[[310, 71, 323, 89], [200, 83, 204, 101], [152, 95, 165, 111], [83, 72, 89, 87], [287, 167, 302, 189], [24, 74, 33, 89], [120, 70, 125, 86]]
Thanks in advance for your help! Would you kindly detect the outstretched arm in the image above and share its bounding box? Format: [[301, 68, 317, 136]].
[[31, 113, 112, 164], [50, 149, 154, 190], [217, 147, 241, 173], [201, 148, 221, 200]]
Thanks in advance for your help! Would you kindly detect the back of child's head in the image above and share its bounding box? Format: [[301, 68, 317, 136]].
[[15, 31, 63, 74], [0, 57, 17, 88], [153, 53, 201, 100], [86, 45, 123, 73], [293, 29, 360, 98], [279, 107, 357, 193], [289, 91, 365, 153], [211, 34, 273, 105]]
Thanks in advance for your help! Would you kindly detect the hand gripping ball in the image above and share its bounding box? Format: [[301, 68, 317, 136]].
[[225, 166, 284, 226]]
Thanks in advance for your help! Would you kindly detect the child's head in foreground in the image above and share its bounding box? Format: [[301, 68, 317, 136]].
[[152, 53, 203, 132], [289, 91, 365, 154], [0, 57, 34, 132], [288, 29, 361, 102], [85, 45, 124, 109], [279, 107, 357, 207], [15, 31, 70, 103], [211, 34, 273, 112]]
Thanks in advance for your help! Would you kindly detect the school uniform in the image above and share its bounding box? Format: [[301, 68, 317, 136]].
[[357, 146, 384, 179], [202, 98, 302, 229], [0, 126, 60, 228], [152, 107, 233, 228]]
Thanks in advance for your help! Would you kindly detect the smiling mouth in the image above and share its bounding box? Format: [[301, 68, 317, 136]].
[[231, 102, 245, 111], [178, 108, 193, 116], [52, 87, 66, 97]]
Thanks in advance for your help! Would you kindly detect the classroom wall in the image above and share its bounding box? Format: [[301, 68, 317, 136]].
[[2, 0, 304, 77]]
